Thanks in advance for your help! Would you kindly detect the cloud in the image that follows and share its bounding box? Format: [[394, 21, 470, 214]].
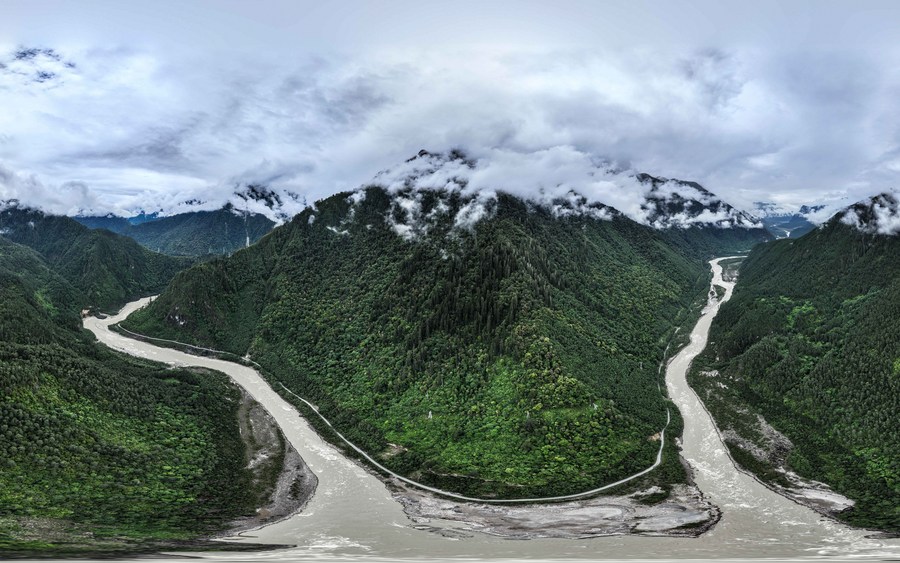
[[0, 163, 101, 214], [0, 9, 899, 220], [839, 191, 900, 235], [355, 148, 758, 235]]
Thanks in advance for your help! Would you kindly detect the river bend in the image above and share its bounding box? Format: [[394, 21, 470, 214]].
[[80, 258, 899, 561]]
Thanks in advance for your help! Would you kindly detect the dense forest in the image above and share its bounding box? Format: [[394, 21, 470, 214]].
[[75, 205, 275, 257], [0, 229, 266, 554], [125, 186, 769, 499], [0, 205, 192, 310], [691, 218, 900, 532]]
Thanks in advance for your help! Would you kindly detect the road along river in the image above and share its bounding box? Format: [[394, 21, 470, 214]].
[[80, 257, 899, 561]]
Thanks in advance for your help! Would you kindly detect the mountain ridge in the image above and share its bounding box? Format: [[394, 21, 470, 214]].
[[75, 204, 276, 256], [0, 202, 191, 310], [692, 218, 900, 531], [122, 179, 770, 500]]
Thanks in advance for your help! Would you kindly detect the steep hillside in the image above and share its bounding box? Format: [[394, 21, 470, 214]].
[[0, 237, 269, 554], [124, 182, 767, 499], [75, 205, 276, 256], [691, 197, 900, 532], [0, 204, 191, 310]]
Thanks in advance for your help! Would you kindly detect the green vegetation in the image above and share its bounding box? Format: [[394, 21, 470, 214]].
[[1, 206, 192, 310], [691, 220, 900, 532], [125, 187, 768, 499], [0, 229, 266, 554], [75, 205, 275, 257]]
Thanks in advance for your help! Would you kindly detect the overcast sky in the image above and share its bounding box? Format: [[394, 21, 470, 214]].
[[1, 0, 900, 216]]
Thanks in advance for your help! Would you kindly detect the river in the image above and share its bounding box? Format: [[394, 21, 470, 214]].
[[79, 257, 899, 561]]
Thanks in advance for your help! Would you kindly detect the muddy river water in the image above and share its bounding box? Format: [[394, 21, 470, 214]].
[[79, 258, 899, 562]]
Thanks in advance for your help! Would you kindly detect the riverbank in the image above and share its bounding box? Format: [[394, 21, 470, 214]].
[[80, 270, 898, 559], [102, 310, 722, 539], [390, 481, 718, 538], [222, 390, 318, 535]]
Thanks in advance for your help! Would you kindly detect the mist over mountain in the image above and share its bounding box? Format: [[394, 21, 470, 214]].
[[121, 165, 769, 500], [4, 0, 900, 553], [348, 149, 766, 236], [835, 191, 900, 236]]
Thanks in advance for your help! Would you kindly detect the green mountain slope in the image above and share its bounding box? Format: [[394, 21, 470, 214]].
[[74, 205, 275, 257], [0, 236, 267, 554], [691, 214, 900, 531], [124, 186, 768, 498], [1, 205, 191, 310]]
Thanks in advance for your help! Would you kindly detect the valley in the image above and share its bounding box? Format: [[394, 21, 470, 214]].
[[80, 258, 898, 559], [688, 199, 900, 532], [0, 216, 288, 555], [4, 9, 900, 559], [119, 175, 770, 502]]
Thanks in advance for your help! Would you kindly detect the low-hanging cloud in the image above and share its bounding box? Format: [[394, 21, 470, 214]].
[[839, 191, 900, 235], [0, 164, 102, 215], [340, 148, 761, 241], [0, 38, 898, 220]]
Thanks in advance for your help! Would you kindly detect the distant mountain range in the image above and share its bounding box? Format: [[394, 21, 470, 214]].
[[751, 201, 833, 239], [0, 200, 191, 309], [75, 204, 275, 257]]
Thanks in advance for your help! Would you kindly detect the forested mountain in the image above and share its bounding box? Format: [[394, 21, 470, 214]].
[[691, 196, 900, 532], [0, 203, 191, 310], [0, 235, 267, 553], [75, 205, 276, 257], [123, 180, 769, 499]]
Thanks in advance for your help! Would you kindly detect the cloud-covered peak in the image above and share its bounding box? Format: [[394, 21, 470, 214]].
[[228, 184, 306, 222], [837, 191, 900, 236], [100, 184, 307, 224], [635, 173, 762, 229], [358, 148, 759, 234], [1, 38, 898, 221], [753, 201, 797, 218]]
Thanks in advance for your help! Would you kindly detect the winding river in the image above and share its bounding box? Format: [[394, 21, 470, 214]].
[[81, 258, 899, 561]]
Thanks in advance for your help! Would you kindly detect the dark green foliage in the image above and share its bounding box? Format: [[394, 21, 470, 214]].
[[75, 205, 275, 257], [0, 344, 255, 540], [125, 187, 767, 498], [694, 220, 900, 532], [0, 236, 259, 553], [1, 207, 191, 310]]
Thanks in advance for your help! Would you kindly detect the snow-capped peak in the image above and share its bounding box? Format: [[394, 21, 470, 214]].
[[357, 148, 762, 236], [836, 191, 900, 236], [635, 174, 763, 229], [115, 184, 307, 224], [752, 201, 797, 218]]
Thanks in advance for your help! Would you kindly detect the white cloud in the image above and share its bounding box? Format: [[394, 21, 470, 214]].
[[840, 191, 900, 235], [0, 4, 899, 219], [0, 164, 102, 214]]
